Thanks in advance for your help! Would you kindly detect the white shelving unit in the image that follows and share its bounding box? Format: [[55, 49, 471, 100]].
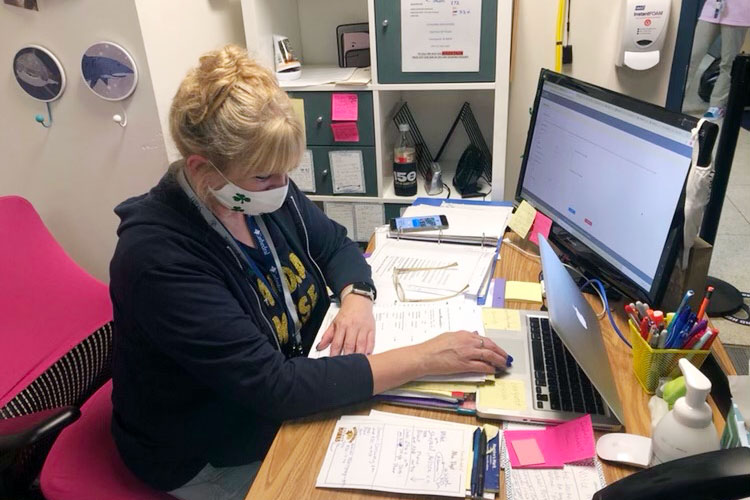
[[241, 0, 512, 207]]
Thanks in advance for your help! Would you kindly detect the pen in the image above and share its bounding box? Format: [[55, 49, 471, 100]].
[[692, 331, 713, 350], [649, 331, 659, 348], [674, 290, 695, 321], [635, 301, 648, 320], [683, 329, 707, 350], [471, 428, 481, 497], [653, 310, 664, 327], [477, 428, 487, 498], [657, 331, 667, 348], [696, 286, 715, 320], [689, 319, 708, 337], [624, 305, 640, 326], [702, 328, 719, 350]]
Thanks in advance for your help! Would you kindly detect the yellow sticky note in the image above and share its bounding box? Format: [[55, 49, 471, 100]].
[[478, 379, 526, 411], [507, 200, 538, 239], [481, 308, 522, 331], [506, 281, 543, 303], [290, 98, 306, 143]]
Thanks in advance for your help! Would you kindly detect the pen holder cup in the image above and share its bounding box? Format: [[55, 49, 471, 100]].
[[629, 321, 710, 394]]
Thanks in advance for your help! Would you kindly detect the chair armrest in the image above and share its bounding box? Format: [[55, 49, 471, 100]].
[[0, 407, 80, 454]]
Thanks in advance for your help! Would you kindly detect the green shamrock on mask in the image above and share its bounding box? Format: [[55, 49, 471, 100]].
[[231, 206, 244, 212], [233, 193, 251, 203]]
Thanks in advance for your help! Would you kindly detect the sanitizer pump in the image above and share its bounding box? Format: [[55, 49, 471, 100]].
[[616, 0, 671, 70], [651, 358, 720, 464]]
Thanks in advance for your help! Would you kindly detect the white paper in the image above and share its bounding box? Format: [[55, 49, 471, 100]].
[[316, 416, 472, 497], [289, 149, 315, 193], [310, 300, 484, 358], [353, 203, 385, 242], [329, 150, 365, 194], [324, 202, 355, 238], [279, 65, 357, 89], [401, 0, 482, 73]]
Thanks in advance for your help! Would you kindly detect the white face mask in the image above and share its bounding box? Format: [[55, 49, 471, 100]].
[[207, 162, 289, 215]]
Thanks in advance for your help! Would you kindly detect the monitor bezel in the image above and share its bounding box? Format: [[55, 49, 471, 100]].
[[515, 69, 698, 306]]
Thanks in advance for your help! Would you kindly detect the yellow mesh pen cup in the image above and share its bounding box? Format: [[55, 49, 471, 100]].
[[629, 320, 710, 394]]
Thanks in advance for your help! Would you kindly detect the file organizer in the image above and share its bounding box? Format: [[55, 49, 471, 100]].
[[436, 102, 493, 182]]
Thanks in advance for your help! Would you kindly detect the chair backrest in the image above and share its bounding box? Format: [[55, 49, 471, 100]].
[[0, 196, 113, 409]]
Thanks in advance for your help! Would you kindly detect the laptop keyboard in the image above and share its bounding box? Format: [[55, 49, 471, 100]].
[[529, 316, 607, 416]]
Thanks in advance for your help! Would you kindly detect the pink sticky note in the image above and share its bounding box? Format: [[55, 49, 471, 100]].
[[331, 122, 359, 142], [528, 211, 552, 246], [331, 93, 358, 121], [504, 430, 563, 469], [544, 414, 596, 464], [512, 438, 545, 466]]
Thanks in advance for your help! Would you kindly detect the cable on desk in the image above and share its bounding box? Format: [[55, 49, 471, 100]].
[[580, 278, 631, 348], [564, 264, 606, 319]]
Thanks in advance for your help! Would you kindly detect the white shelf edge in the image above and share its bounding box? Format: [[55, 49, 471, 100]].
[[281, 83, 373, 92], [373, 82, 496, 91]]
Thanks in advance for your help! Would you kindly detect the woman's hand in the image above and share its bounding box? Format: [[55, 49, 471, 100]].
[[316, 294, 375, 356], [418, 330, 511, 376]]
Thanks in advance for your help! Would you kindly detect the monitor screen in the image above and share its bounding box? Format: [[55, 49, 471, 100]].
[[517, 70, 697, 304]]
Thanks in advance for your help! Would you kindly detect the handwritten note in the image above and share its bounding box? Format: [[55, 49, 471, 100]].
[[512, 438, 546, 466], [509, 462, 604, 500], [331, 93, 358, 121], [505, 415, 596, 469], [481, 308, 521, 331], [289, 149, 315, 193], [331, 122, 360, 142], [546, 415, 596, 464], [478, 379, 526, 411], [506, 281, 543, 303], [289, 98, 306, 143], [529, 211, 553, 246], [353, 203, 384, 242], [508, 200, 538, 239], [329, 150, 365, 194], [317, 417, 471, 496], [324, 202, 355, 238]]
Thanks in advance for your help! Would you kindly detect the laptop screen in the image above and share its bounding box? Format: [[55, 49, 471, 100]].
[[517, 71, 697, 303]]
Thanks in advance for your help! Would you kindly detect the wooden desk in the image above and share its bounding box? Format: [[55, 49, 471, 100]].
[[246, 235, 736, 499]]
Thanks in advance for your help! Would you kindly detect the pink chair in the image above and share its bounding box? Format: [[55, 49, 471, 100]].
[[0, 196, 171, 499]]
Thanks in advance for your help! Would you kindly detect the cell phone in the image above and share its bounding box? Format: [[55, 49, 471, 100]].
[[390, 214, 449, 232]]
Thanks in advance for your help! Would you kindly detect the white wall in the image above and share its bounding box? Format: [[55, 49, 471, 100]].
[[504, 0, 684, 196], [0, 0, 168, 281], [134, 0, 246, 161]]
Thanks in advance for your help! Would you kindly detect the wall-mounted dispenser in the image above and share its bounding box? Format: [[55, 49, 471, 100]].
[[616, 0, 671, 70]]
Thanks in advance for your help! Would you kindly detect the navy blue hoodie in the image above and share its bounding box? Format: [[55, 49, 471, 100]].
[[109, 168, 374, 490]]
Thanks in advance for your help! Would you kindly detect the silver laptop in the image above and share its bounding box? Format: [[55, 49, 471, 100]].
[[476, 235, 624, 430]]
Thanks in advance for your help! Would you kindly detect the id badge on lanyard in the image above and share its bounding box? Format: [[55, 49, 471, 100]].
[[247, 216, 304, 355]]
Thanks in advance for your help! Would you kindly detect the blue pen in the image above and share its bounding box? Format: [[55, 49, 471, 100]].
[[673, 290, 695, 322], [676, 312, 697, 348], [670, 309, 692, 348], [666, 308, 690, 348], [471, 428, 481, 497]]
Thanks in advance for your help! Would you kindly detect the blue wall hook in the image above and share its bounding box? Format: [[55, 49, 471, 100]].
[[35, 102, 52, 128]]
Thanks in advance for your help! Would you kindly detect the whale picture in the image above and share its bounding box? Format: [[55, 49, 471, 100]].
[[13, 46, 65, 102], [81, 42, 138, 101]]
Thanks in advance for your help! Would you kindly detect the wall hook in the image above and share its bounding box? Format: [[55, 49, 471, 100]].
[[34, 102, 52, 128], [112, 107, 127, 128]]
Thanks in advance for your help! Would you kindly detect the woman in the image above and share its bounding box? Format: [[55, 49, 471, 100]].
[[109, 44, 509, 500]]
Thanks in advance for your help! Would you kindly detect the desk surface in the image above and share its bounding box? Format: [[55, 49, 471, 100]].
[[246, 234, 736, 500]]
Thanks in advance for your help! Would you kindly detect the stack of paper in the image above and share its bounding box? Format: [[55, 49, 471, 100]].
[[316, 411, 500, 498], [501, 421, 606, 500], [389, 202, 513, 246]]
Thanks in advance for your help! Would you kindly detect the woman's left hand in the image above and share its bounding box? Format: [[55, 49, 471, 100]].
[[316, 294, 375, 356]]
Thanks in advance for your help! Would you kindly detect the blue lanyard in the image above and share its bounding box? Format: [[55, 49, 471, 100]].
[[244, 217, 285, 300]]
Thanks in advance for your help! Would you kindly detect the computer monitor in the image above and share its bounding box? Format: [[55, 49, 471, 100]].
[[516, 70, 698, 305]]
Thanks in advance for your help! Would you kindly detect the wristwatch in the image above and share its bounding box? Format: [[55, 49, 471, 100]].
[[340, 282, 377, 302]]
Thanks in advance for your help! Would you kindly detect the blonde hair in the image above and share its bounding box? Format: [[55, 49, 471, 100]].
[[169, 44, 304, 182]]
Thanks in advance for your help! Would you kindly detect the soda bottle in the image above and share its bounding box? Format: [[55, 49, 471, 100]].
[[393, 123, 417, 196]]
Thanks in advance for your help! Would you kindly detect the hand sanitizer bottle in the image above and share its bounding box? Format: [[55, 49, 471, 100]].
[[651, 358, 720, 464]]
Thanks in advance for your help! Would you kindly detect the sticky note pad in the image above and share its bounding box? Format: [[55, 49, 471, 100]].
[[512, 438, 545, 466], [545, 414, 595, 464], [529, 211, 552, 246], [478, 379, 526, 411], [290, 98, 306, 139], [481, 308, 521, 331], [331, 93, 358, 121], [507, 200, 537, 239], [331, 122, 359, 142], [505, 281, 543, 303]]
